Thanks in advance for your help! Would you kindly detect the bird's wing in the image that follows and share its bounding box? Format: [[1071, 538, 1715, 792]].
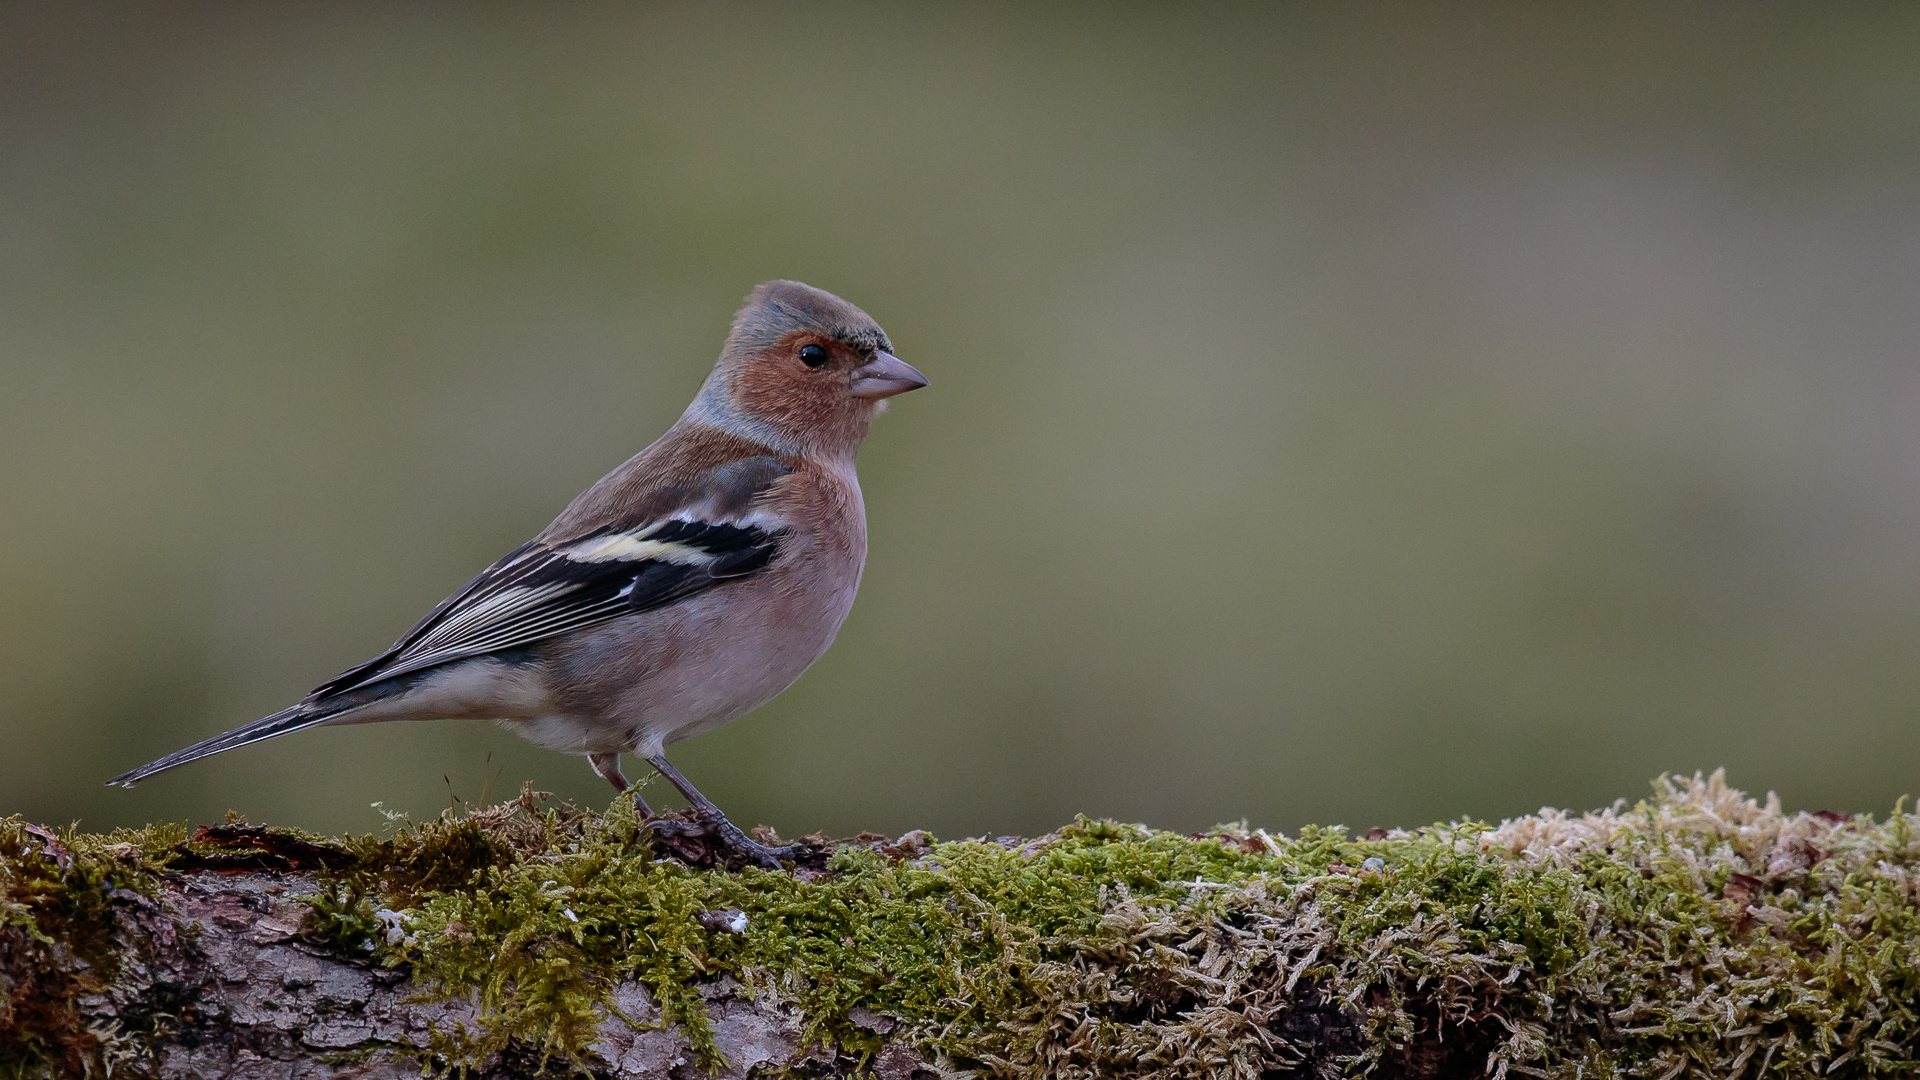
[[309, 456, 791, 699]]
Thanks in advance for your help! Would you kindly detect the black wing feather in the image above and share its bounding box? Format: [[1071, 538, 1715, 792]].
[[311, 519, 786, 698]]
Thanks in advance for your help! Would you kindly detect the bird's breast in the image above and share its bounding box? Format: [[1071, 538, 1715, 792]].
[[539, 458, 870, 751]]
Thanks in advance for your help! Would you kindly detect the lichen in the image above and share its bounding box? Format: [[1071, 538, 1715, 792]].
[[4, 772, 1918, 1078]]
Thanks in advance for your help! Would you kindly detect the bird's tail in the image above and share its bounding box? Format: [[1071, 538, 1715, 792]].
[[105, 702, 345, 787]]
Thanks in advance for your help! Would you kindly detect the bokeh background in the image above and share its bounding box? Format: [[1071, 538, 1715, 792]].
[[5, 5, 1920, 840]]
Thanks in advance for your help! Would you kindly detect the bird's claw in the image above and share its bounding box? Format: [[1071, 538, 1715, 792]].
[[644, 812, 805, 869]]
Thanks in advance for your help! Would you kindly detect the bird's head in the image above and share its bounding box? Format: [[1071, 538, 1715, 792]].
[[686, 280, 928, 457]]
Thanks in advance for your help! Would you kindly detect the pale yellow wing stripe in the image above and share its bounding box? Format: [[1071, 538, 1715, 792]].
[[413, 526, 731, 658], [310, 505, 788, 696], [563, 529, 722, 566]]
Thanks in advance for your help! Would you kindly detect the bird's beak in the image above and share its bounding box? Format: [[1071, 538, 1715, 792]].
[[850, 352, 929, 400]]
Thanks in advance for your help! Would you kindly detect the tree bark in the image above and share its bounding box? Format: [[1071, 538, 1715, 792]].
[[5, 774, 1915, 1079], [78, 869, 905, 1080]]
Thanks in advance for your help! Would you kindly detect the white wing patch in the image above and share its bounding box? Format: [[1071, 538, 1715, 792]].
[[564, 530, 718, 565], [560, 505, 786, 565], [308, 478, 792, 700]]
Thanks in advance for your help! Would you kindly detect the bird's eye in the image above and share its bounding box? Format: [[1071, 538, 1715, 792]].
[[798, 344, 829, 368]]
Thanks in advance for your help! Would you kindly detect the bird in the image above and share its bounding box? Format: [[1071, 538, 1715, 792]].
[[108, 280, 927, 867]]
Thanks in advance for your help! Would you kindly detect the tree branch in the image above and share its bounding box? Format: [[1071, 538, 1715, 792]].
[[3, 772, 1914, 1078]]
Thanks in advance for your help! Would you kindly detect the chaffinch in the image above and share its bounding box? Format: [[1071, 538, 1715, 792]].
[[108, 280, 927, 867]]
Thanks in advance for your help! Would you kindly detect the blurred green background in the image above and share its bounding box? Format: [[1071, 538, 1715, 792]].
[[5, 5, 1920, 840]]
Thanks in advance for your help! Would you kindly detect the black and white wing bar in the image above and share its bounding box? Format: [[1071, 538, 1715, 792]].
[[312, 518, 786, 697]]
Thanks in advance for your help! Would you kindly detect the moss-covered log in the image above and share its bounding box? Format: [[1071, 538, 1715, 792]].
[[3, 772, 1916, 1079]]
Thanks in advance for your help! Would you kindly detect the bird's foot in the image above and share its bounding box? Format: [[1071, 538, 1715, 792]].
[[644, 811, 807, 870]]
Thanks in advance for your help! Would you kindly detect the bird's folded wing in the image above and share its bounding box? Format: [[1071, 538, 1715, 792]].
[[311, 482, 789, 699]]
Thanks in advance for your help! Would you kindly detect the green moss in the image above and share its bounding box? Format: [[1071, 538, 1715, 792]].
[[6, 772, 1920, 1077], [0, 818, 171, 1078]]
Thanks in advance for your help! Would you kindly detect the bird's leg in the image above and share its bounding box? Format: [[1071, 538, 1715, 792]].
[[642, 754, 804, 869], [589, 752, 652, 817]]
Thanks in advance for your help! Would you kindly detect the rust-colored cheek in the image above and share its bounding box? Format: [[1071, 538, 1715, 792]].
[[734, 361, 830, 425], [730, 357, 866, 450]]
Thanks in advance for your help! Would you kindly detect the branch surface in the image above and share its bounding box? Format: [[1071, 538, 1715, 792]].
[[3, 772, 1915, 1078]]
